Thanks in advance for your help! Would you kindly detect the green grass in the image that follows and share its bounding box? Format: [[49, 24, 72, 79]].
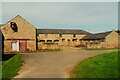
[[2, 54, 23, 79], [86, 48, 118, 50], [70, 51, 119, 78], [0, 62, 2, 79]]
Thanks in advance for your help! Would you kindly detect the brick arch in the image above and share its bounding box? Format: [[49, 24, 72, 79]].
[[47, 40, 52, 42], [54, 40, 59, 42], [39, 40, 45, 42]]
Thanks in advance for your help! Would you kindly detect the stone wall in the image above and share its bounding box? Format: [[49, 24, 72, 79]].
[[103, 31, 119, 48], [4, 40, 12, 52], [1, 15, 36, 53], [38, 42, 59, 50], [80, 31, 120, 48], [37, 34, 86, 47]]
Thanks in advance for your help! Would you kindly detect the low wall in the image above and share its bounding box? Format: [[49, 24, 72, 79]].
[[38, 42, 59, 50]]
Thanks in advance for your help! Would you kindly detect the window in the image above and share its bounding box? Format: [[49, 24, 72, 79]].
[[101, 39, 105, 42], [72, 39, 77, 42], [59, 34, 62, 37], [62, 39, 65, 41], [39, 40, 45, 42], [79, 39, 82, 41], [54, 40, 59, 42], [10, 22, 18, 32], [47, 40, 52, 42], [73, 34, 76, 37], [68, 39, 70, 41]]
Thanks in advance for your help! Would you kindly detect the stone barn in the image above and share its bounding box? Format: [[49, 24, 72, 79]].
[[37, 29, 91, 50], [0, 15, 37, 53], [81, 30, 120, 48]]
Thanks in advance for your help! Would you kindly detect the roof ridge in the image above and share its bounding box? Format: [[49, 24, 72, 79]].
[[81, 30, 113, 40], [1, 15, 36, 29], [37, 29, 91, 34], [37, 28, 84, 30]]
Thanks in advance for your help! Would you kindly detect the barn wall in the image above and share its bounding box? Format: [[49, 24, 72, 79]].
[[37, 34, 86, 46], [4, 40, 12, 53], [104, 31, 119, 48], [81, 31, 120, 49], [27, 40, 36, 51], [38, 42, 59, 50], [1, 15, 36, 53]]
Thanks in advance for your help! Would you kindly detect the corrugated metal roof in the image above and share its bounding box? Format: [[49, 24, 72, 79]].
[[0, 24, 3, 27], [116, 30, 120, 35]]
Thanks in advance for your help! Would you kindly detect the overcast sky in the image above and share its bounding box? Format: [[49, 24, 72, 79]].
[[1, 2, 118, 33]]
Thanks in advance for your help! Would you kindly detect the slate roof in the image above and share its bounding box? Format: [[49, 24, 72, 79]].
[[0, 24, 3, 27], [81, 31, 112, 40], [37, 29, 91, 35], [116, 30, 120, 35]]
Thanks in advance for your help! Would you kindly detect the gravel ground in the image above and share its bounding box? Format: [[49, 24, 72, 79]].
[[14, 47, 117, 78]]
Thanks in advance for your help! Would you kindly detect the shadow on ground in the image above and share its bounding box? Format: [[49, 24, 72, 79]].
[[2, 54, 16, 61]]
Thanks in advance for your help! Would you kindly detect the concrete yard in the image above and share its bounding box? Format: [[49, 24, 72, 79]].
[[15, 47, 117, 78]]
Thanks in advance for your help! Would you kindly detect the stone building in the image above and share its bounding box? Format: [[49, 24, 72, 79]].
[[1, 15, 119, 53], [80, 30, 120, 48], [37, 29, 91, 49], [0, 15, 37, 53]]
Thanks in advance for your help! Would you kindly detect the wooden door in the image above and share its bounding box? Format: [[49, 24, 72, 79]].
[[19, 40, 27, 53]]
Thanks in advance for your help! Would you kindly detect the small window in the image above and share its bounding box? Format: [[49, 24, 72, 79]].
[[72, 39, 77, 42], [73, 34, 76, 37], [47, 40, 52, 42], [59, 34, 62, 37], [68, 39, 70, 41], [39, 40, 45, 42], [90, 42, 92, 44], [79, 39, 82, 41], [62, 39, 65, 41], [10, 22, 18, 32], [54, 40, 59, 42], [101, 39, 105, 42]]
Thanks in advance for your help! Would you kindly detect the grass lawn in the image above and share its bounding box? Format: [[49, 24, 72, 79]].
[[86, 48, 118, 50], [70, 51, 119, 78], [2, 54, 23, 79]]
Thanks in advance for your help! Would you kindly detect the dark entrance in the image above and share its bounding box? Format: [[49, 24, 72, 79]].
[[67, 39, 71, 46], [0, 30, 4, 61]]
